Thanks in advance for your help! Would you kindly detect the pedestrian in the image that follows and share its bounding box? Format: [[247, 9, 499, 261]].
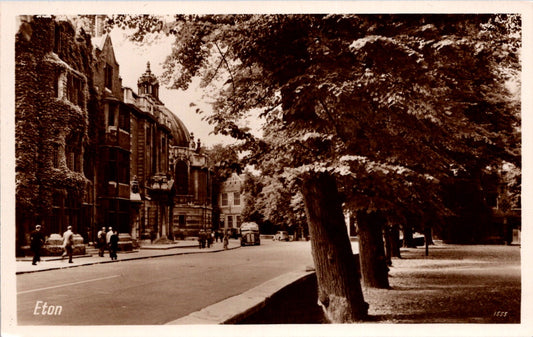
[[223, 231, 229, 250], [106, 226, 113, 247], [109, 230, 119, 260], [97, 226, 106, 257], [62, 225, 74, 263], [30, 225, 45, 265], [198, 230, 205, 249]]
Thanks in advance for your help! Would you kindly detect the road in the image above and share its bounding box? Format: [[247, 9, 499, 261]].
[[17, 240, 315, 325]]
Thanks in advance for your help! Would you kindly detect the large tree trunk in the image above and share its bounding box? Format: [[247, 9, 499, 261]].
[[301, 172, 368, 323], [357, 211, 390, 289]]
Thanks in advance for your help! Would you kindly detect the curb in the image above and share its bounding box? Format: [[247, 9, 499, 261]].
[[166, 270, 315, 325], [16, 245, 241, 275]]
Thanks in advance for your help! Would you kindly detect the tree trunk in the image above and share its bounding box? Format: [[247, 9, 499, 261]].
[[424, 225, 433, 256], [424, 225, 434, 245], [357, 211, 390, 289], [391, 224, 402, 258], [402, 224, 416, 248], [301, 172, 368, 323]]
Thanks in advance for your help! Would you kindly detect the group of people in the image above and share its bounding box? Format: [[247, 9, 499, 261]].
[[29, 224, 119, 266], [97, 226, 119, 260], [197, 229, 230, 250], [197, 230, 214, 249], [29, 224, 77, 265]]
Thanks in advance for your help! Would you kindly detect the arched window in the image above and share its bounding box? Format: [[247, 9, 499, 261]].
[[175, 160, 188, 195]]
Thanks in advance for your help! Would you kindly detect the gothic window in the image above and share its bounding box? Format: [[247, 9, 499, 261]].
[[175, 160, 188, 195]]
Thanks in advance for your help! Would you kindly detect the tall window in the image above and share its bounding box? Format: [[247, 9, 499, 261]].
[[119, 107, 130, 132], [175, 160, 188, 195], [221, 193, 228, 206], [107, 104, 116, 127], [233, 192, 240, 206], [118, 150, 129, 184], [65, 134, 81, 172], [104, 63, 113, 90], [237, 215, 242, 228], [107, 148, 117, 182], [67, 74, 84, 107], [53, 25, 62, 55], [227, 215, 233, 228]]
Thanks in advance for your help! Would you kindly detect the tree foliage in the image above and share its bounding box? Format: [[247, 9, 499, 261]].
[[109, 13, 521, 320], [111, 14, 521, 220]]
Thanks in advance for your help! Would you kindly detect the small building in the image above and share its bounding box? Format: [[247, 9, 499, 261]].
[[219, 173, 244, 233]]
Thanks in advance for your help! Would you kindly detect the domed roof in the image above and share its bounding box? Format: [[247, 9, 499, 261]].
[[137, 61, 191, 148], [159, 105, 190, 148]]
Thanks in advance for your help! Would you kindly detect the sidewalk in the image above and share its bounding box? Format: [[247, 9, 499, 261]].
[[16, 239, 242, 274]]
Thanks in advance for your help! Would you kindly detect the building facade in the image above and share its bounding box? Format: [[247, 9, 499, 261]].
[[126, 63, 213, 241], [15, 15, 214, 255], [219, 173, 244, 233], [15, 16, 97, 254]]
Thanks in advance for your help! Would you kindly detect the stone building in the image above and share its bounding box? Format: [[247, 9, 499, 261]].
[[15, 16, 96, 255], [15, 15, 214, 255], [92, 33, 133, 239], [126, 63, 213, 241]]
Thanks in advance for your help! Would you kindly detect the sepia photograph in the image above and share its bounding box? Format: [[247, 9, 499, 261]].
[[1, 1, 531, 337]]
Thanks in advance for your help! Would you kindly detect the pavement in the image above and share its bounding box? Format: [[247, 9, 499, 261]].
[[16, 239, 242, 274], [16, 238, 317, 324]]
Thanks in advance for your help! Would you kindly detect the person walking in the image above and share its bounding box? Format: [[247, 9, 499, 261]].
[[109, 230, 119, 260], [30, 225, 45, 265], [97, 226, 106, 257], [106, 226, 114, 247], [62, 226, 74, 263], [223, 231, 229, 250]]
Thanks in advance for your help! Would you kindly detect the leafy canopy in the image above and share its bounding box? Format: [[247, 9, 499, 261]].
[[110, 14, 521, 217]]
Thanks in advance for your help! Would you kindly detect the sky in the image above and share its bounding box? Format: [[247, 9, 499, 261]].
[[108, 27, 263, 149]]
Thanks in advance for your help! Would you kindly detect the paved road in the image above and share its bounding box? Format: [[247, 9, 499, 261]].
[[17, 240, 316, 325]]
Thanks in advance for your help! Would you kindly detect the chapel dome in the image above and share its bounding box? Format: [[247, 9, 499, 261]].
[[137, 61, 191, 148], [160, 106, 190, 148]]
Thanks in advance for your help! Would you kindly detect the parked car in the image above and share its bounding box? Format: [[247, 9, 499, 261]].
[[273, 231, 289, 241]]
